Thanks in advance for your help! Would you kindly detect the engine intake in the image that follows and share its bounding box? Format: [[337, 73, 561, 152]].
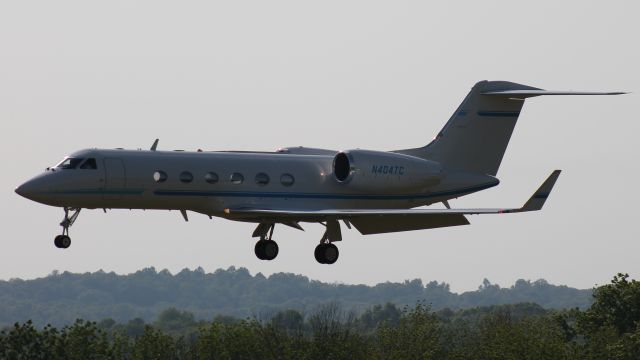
[[333, 152, 351, 182]]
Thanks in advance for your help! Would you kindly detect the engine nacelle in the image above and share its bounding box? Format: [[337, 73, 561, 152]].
[[332, 150, 442, 191]]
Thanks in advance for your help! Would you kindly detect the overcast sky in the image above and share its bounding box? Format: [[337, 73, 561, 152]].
[[1, 1, 637, 292]]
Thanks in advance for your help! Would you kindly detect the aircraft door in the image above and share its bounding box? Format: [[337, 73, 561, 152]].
[[103, 158, 126, 200]]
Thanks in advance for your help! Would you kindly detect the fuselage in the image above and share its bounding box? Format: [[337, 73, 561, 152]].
[[16, 147, 498, 221]]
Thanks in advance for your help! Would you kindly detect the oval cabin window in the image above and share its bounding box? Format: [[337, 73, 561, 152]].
[[230, 173, 244, 184], [179, 171, 194, 183], [153, 171, 168, 183], [280, 173, 295, 187], [205, 172, 219, 184], [255, 173, 270, 186]]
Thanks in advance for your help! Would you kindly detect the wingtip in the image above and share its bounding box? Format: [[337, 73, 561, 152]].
[[520, 170, 562, 212]]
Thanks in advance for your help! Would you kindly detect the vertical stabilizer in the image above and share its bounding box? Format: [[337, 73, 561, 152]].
[[400, 81, 538, 176]]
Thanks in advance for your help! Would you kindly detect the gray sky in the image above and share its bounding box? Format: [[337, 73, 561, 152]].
[[1, 1, 638, 292]]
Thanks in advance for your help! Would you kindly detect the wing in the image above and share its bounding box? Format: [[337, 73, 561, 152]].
[[224, 170, 561, 234]]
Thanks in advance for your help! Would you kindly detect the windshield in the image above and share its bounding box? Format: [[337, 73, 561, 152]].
[[79, 158, 97, 169], [55, 157, 84, 169]]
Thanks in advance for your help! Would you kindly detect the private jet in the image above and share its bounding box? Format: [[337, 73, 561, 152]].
[[15, 81, 623, 264]]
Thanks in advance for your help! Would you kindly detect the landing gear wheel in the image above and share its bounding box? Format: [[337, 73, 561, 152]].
[[323, 243, 339, 264], [60, 235, 71, 249], [314, 244, 326, 264], [254, 241, 265, 259], [254, 240, 279, 260], [54, 235, 71, 249], [262, 240, 279, 260], [314, 243, 339, 264]]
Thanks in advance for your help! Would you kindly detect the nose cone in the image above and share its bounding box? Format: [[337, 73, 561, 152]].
[[15, 179, 39, 200], [15, 175, 51, 202], [15, 183, 27, 197]]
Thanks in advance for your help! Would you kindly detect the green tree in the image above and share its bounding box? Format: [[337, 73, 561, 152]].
[[110, 331, 133, 360], [308, 303, 370, 359], [375, 303, 442, 359], [156, 308, 196, 333], [358, 302, 401, 333], [195, 321, 226, 360], [57, 320, 111, 360], [574, 273, 640, 360], [132, 325, 177, 360], [0, 321, 58, 360], [448, 310, 571, 360], [197, 319, 282, 360], [578, 273, 640, 335], [270, 309, 304, 334]]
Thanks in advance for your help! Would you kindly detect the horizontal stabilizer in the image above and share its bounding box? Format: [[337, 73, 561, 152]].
[[483, 90, 626, 98]]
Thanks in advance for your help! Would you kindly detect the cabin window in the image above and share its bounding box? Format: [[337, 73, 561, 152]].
[[79, 158, 98, 170], [56, 157, 83, 169], [230, 172, 244, 184], [205, 172, 219, 184], [280, 173, 295, 187], [180, 171, 194, 183], [255, 173, 270, 186], [153, 171, 168, 183]]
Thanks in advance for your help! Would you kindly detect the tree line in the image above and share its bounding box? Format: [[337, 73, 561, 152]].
[[0, 266, 591, 327], [1, 273, 638, 359]]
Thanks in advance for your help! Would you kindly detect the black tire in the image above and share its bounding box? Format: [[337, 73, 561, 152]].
[[323, 243, 339, 264], [314, 244, 326, 264], [59, 235, 71, 249], [262, 240, 279, 260], [254, 241, 266, 260], [54, 235, 62, 248]]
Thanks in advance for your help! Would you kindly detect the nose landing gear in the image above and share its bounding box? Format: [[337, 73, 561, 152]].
[[54, 235, 71, 249], [54, 207, 80, 249]]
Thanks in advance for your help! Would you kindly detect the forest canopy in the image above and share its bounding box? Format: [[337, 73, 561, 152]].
[[0, 267, 591, 327], [1, 273, 639, 359]]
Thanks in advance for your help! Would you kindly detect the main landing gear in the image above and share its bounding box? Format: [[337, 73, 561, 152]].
[[252, 220, 343, 264], [54, 207, 80, 249], [314, 242, 339, 264], [253, 223, 279, 261], [314, 220, 342, 264]]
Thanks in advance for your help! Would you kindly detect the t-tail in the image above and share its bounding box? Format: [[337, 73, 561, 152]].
[[398, 80, 625, 176]]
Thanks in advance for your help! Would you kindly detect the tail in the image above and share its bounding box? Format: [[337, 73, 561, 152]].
[[397, 80, 624, 176]]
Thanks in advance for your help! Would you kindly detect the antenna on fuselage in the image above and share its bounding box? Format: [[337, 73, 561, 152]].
[[150, 139, 159, 151]]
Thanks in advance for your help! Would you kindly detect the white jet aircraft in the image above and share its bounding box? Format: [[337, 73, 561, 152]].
[[15, 81, 623, 264]]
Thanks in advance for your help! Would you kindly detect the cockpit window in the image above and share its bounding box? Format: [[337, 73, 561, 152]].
[[79, 158, 98, 170], [56, 157, 84, 169]]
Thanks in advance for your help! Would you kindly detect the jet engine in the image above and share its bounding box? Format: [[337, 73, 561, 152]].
[[332, 150, 442, 191]]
